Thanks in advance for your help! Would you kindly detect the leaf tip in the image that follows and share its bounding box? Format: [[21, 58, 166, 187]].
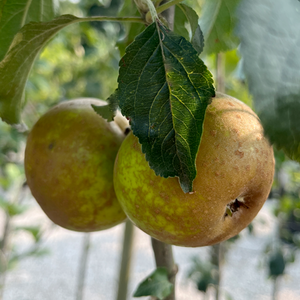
[[179, 176, 194, 194]]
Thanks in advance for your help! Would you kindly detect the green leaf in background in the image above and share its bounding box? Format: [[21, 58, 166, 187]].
[[115, 22, 215, 193], [117, 21, 145, 56], [236, 0, 300, 163], [186, 256, 218, 293], [260, 95, 300, 162], [177, 4, 199, 39], [0, 0, 57, 61], [93, 91, 119, 122], [0, 200, 28, 216], [174, 5, 189, 41], [191, 25, 204, 55], [199, 0, 240, 54], [174, 4, 204, 54], [117, 0, 145, 56], [0, 14, 80, 124], [133, 267, 173, 300], [92, 103, 116, 122], [268, 250, 285, 278], [9, 248, 50, 267], [14, 226, 42, 242]]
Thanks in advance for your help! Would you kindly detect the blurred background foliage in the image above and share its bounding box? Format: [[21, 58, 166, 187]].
[[2, 0, 126, 293], [24, 0, 123, 127], [0, 0, 300, 299]]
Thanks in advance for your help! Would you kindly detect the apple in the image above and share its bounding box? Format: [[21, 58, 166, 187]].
[[25, 98, 127, 232], [113, 93, 275, 247]]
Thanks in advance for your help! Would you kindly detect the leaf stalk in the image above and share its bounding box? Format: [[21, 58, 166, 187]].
[[156, 0, 184, 14], [81, 16, 146, 24]]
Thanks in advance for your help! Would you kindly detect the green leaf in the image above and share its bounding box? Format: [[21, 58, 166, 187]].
[[133, 267, 173, 300], [199, 0, 240, 54], [191, 25, 204, 55], [1, 202, 28, 216], [9, 248, 50, 266], [0, 14, 80, 124], [186, 256, 218, 293], [115, 22, 215, 193], [269, 250, 285, 278], [93, 92, 122, 122], [236, 0, 300, 163], [92, 105, 115, 121], [117, 22, 145, 56], [174, 4, 204, 54], [14, 225, 41, 241], [0, 0, 57, 61], [117, 0, 145, 56], [177, 4, 199, 39], [118, 0, 139, 17], [259, 95, 300, 162], [174, 5, 190, 41], [92, 93, 118, 123]]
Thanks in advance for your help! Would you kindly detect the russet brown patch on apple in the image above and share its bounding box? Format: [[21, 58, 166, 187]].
[[234, 149, 244, 158], [114, 93, 275, 247]]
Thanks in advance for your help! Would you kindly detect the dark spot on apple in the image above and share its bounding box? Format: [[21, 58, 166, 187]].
[[48, 142, 55, 150], [124, 127, 131, 135], [224, 198, 249, 218], [234, 149, 244, 158]]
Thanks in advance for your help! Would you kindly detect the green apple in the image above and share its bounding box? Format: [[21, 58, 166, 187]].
[[113, 93, 275, 247], [25, 98, 127, 232]]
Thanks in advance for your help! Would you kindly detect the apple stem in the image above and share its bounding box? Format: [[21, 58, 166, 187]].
[[151, 238, 178, 300], [116, 220, 135, 300]]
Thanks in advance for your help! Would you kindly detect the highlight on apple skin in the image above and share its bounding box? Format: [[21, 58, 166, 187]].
[[113, 93, 275, 247]]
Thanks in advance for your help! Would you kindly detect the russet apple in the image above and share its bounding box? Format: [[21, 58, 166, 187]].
[[113, 93, 275, 247], [25, 98, 127, 232]]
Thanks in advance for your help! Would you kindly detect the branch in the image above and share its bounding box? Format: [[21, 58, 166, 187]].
[[83, 16, 146, 24], [156, 0, 184, 15], [116, 221, 135, 300], [76, 234, 91, 300], [151, 238, 178, 300]]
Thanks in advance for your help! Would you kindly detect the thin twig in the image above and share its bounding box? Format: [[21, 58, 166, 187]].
[[211, 244, 225, 300], [76, 233, 91, 300], [156, 0, 183, 15], [82, 16, 146, 24], [116, 221, 135, 300]]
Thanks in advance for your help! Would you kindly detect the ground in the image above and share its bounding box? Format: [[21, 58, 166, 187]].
[[2, 192, 300, 300]]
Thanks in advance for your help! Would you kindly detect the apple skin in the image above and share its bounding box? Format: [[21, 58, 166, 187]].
[[25, 98, 127, 232], [113, 93, 275, 247]]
